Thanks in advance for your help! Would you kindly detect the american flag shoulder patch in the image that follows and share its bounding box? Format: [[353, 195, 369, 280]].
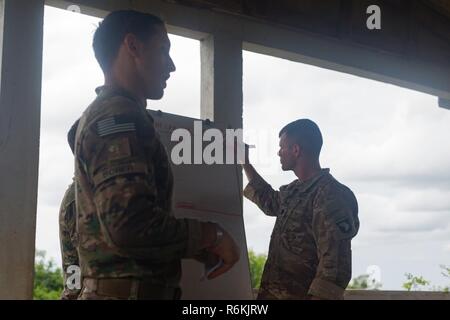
[[97, 115, 136, 137]]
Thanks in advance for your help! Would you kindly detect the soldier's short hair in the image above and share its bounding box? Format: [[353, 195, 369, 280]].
[[279, 119, 323, 159], [68, 119, 80, 154], [93, 10, 164, 72]]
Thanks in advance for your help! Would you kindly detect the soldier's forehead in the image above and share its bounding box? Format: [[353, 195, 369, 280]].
[[279, 132, 292, 144], [152, 25, 171, 46]]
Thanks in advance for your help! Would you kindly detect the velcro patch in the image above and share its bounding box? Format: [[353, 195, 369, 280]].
[[336, 218, 352, 234], [93, 162, 147, 186], [97, 116, 136, 137], [107, 137, 131, 161]]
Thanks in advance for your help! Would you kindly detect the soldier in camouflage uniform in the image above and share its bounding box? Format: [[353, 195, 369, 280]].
[[74, 10, 239, 300], [59, 182, 79, 300], [243, 119, 359, 300], [59, 120, 81, 300]]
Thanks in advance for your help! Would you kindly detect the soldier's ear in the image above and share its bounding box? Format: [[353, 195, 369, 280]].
[[292, 143, 302, 158], [123, 33, 142, 59]]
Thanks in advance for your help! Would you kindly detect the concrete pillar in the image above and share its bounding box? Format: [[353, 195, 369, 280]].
[[200, 32, 253, 294], [0, 0, 44, 299], [439, 97, 450, 110], [200, 33, 243, 129]]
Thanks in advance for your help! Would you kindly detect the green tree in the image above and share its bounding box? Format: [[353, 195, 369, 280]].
[[347, 274, 382, 290], [402, 265, 450, 292], [440, 265, 450, 280], [402, 273, 430, 291], [248, 249, 267, 289], [440, 265, 450, 292], [33, 250, 64, 300], [347, 274, 370, 290]]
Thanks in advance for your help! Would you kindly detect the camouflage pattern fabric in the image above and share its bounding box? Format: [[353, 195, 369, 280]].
[[74, 86, 203, 299], [244, 169, 359, 300], [59, 181, 81, 300]]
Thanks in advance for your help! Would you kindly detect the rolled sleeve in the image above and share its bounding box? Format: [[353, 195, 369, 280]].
[[308, 278, 345, 300], [310, 183, 359, 300], [243, 175, 281, 217], [243, 174, 270, 198]]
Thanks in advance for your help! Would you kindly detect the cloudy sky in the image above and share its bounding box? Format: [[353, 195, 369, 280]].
[[37, 6, 450, 290]]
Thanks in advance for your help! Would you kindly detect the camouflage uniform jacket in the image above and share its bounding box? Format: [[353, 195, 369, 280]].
[[74, 86, 203, 290], [59, 180, 81, 299], [244, 169, 359, 300]]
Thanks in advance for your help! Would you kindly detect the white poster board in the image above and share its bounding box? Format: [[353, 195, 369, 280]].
[[149, 110, 253, 300]]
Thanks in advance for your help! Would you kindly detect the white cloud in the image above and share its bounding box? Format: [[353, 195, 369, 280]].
[[36, 203, 63, 267], [444, 243, 450, 253], [242, 50, 450, 289]]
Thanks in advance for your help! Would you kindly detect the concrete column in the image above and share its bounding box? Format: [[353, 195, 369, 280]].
[[438, 97, 450, 110], [200, 32, 252, 295], [200, 33, 243, 129], [0, 0, 44, 299]]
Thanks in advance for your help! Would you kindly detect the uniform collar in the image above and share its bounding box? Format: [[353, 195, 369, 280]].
[[295, 168, 330, 192], [95, 85, 147, 109]]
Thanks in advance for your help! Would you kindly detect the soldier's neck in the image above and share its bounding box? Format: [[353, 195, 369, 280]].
[[294, 161, 322, 182], [104, 76, 147, 109]]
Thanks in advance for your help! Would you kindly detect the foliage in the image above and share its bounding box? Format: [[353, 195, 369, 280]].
[[248, 249, 267, 289], [402, 265, 450, 292], [33, 250, 63, 300], [402, 273, 430, 291], [347, 273, 382, 290]]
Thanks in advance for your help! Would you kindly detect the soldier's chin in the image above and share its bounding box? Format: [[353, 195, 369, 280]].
[[147, 88, 164, 100]]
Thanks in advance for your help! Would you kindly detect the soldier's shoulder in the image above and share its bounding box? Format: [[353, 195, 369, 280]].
[[280, 179, 300, 192], [316, 174, 357, 206], [317, 173, 353, 193], [78, 96, 148, 143], [61, 182, 75, 208], [86, 95, 143, 125], [59, 182, 76, 221]]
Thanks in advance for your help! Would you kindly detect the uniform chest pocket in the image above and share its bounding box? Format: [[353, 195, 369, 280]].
[[280, 222, 304, 257], [279, 204, 314, 255], [279, 197, 309, 228]]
